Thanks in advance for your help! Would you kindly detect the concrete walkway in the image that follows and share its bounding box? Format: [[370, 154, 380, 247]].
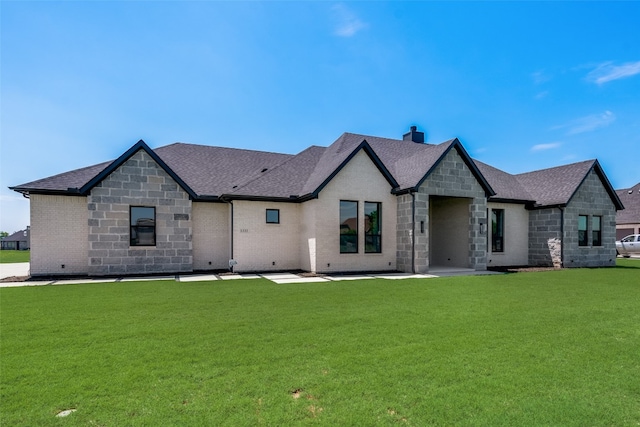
[[0, 262, 29, 280], [0, 263, 500, 288]]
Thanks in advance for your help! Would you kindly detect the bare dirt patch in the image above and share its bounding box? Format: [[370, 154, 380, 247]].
[[0, 276, 29, 283]]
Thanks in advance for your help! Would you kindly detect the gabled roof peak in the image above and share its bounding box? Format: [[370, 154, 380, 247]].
[[77, 139, 198, 199]]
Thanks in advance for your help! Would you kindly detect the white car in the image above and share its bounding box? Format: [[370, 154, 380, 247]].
[[616, 234, 640, 257]]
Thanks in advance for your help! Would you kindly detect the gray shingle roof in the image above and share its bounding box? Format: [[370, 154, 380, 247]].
[[229, 145, 326, 199], [9, 132, 620, 210], [11, 161, 110, 194], [2, 228, 29, 242], [475, 161, 533, 203], [155, 143, 294, 197], [616, 182, 640, 224], [514, 160, 596, 207], [298, 133, 399, 196]]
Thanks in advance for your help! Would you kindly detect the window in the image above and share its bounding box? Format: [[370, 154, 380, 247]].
[[130, 206, 156, 246], [340, 200, 358, 253], [266, 209, 280, 224], [365, 202, 381, 253], [491, 209, 504, 252], [578, 215, 588, 246], [592, 216, 602, 246]]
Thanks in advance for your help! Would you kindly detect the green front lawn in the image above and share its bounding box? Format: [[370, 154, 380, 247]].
[[1, 265, 639, 426], [0, 250, 29, 263]]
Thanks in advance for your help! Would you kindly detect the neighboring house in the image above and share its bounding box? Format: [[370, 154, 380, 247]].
[[615, 182, 640, 239], [0, 227, 30, 250], [9, 127, 623, 277]]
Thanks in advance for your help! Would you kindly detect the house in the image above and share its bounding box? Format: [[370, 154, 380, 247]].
[[615, 182, 640, 239], [0, 227, 30, 251], [9, 127, 623, 277]]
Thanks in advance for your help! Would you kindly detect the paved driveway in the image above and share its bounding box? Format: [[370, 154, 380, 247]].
[[0, 262, 30, 279]]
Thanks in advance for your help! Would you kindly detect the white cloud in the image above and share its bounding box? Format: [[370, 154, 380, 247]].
[[532, 70, 551, 85], [534, 90, 549, 100], [331, 3, 367, 37], [586, 61, 640, 84], [531, 142, 561, 152], [553, 111, 616, 135]]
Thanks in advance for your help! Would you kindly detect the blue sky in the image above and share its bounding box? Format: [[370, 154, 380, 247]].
[[1, 1, 639, 233]]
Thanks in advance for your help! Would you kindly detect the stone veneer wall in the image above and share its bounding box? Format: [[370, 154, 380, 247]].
[[396, 192, 429, 273], [562, 169, 617, 268], [527, 207, 562, 267], [395, 193, 413, 273], [528, 170, 617, 268], [396, 148, 487, 273], [87, 149, 193, 275]]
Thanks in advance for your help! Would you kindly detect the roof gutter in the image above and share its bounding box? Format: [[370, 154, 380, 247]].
[[528, 203, 568, 210]]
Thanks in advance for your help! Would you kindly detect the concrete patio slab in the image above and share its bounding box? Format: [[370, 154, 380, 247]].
[[0, 262, 30, 279], [260, 273, 301, 280], [219, 274, 261, 280], [52, 278, 119, 285], [119, 276, 175, 282], [178, 274, 219, 282], [0, 263, 507, 288], [270, 277, 330, 284], [325, 275, 374, 281], [0, 280, 53, 288], [373, 273, 436, 279]]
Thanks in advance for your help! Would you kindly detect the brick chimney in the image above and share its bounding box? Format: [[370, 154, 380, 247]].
[[403, 126, 425, 143]]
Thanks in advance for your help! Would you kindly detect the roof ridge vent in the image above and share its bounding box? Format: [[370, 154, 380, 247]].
[[403, 126, 425, 143]]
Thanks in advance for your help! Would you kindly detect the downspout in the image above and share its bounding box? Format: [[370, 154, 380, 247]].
[[411, 191, 416, 274], [559, 206, 565, 268], [228, 200, 235, 272]]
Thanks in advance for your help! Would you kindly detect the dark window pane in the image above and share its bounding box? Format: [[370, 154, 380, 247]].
[[266, 209, 280, 224], [491, 209, 504, 252], [131, 206, 156, 246], [340, 234, 358, 253], [365, 202, 381, 253], [592, 216, 602, 246], [365, 235, 381, 253], [340, 201, 358, 253], [578, 215, 588, 246]]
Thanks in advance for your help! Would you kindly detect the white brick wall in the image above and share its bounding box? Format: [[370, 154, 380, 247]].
[[30, 194, 88, 276], [192, 202, 230, 270], [232, 151, 397, 273], [232, 201, 301, 272], [304, 150, 397, 273], [487, 202, 529, 266], [299, 201, 317, 272]]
